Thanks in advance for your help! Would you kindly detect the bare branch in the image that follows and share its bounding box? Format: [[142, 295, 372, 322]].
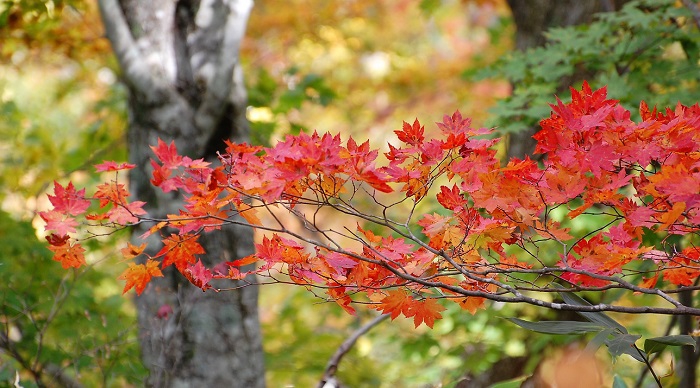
[[43, 364, 85, 388], [318, 314, 390, 388]]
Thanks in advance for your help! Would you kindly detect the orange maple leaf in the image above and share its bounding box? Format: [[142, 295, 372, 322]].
[[407, 297, 446, 328], [458, 296, 486, 314], [327, 284, 356, 315], [236, 202, 262, 226], [94, 182, 130, 207], [357, 223, 382, 244], [663, 267, 699, 287], [657, 201, 686, 231], [121, 242, 147, 260], [637, 273, 659, 290], [48, 241, 86, 269], [541, 219, 573, 241], [118, 260, 164, 295], [156, 234, 205, 271], [375, 289, 413, 320]]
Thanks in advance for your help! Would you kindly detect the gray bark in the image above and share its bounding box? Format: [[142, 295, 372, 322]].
[[98, 0, 265, 386], [504, 0, 626, 159]]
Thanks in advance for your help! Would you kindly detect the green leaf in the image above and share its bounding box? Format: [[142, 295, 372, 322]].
[[558, 291, 628, 334], [606, 333, 643, 362], [489, 375, 528, 388], [419, 0, 441, 16], [613, 375, 629, 388], [644, 335, 697, 355], [507, 318, 605, 335], [585, 328, 615, 353]]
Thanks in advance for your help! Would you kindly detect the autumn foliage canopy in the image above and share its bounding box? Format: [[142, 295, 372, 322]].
[[41, 83, 700, 327]]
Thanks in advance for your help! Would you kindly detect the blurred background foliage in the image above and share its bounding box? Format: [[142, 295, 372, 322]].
[[1, 0, 698, 386]]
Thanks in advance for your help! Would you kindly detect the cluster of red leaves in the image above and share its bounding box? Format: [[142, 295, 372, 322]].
[[41, 83, 700, 327]]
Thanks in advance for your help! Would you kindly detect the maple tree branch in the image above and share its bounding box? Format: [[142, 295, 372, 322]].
[[110, 205, 700, 318], [317, 314, 389, 388], [43, 84, 700, 332], [264, 222, 700, 315], [131, 209, 700, 317]]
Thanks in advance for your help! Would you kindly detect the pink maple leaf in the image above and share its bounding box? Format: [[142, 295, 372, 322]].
[[40, 210, 78, 236]]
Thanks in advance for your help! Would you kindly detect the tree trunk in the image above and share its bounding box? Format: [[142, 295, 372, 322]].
[[678, 290, 697, 388], [98, 1, 265, 386], [505, 0, 626, 159]]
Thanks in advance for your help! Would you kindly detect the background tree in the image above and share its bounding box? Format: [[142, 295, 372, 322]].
[[96, 0, 263, 386], [504, 0, 629, 159], [483, 1, 700, 386], [483, 0, 700, 154]]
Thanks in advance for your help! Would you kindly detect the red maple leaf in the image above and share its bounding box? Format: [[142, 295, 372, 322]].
[[118, 260, 164, 295], [150, 138, 183, 169], [106, 201, 147, 224], [323, 251, 359, 274], [184, 260, 213, 291], [150, 159, 176, 191], [45, 233, 70, 246], [344, 138, 393, 193], [395, 119, 425, 146], [436, 185, 465, 210], [95, 161, 136, 172], [436, 110, 475, 134], [47, 181, 90, 216]]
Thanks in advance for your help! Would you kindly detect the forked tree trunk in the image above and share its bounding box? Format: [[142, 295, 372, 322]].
[[98, 1, 265, 386]]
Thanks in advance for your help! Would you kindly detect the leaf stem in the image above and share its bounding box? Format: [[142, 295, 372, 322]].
[[634, 344, 662, 388]]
